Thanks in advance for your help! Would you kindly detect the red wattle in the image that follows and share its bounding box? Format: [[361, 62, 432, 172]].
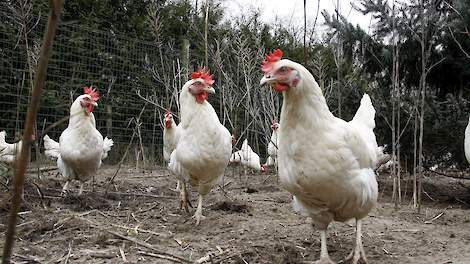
[[195, 91, 208, 104], [273, 83, 289, 92], [86, 105, 94, 113]]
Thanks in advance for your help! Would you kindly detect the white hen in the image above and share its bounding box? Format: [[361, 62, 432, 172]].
[[266, 121, 279, 169], [0, 131, 35, 166], [465, 116, 470, 164], [169, 68, 232, 225], [163, 110, 181, 191], [230, 139, 266, 174], [163, 111, 181, 163], [260, 49, 379, 264], [43, 86, 113, 195]]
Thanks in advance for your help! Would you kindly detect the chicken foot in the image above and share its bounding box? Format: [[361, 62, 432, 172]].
[[171, 180, 181, 192], [314, 228, 336, 264], [192, 194, 206, 226], [78, 182, 85, 196], [61, 181, 70, 196], [343, 219, 368, 264], [61, 181, 85, 196]]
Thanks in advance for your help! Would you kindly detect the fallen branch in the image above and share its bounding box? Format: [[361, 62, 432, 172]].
[[77, 217, 191, 263], [424, 211, 445, 224], [425, 167, 470, 180], [106, 230, 191, 263], [26, 166, 57, 173], [139, 251, 188, 263]]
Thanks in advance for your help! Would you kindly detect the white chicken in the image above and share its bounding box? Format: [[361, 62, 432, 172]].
[[163, 111, 181, 163], [0, 131, 35, 166], [163, 110, 181, 191], [266, 121, 279, 167], [465, 116, 470, 164], [43, 86, 113, 195], [230, 139, 267, 174], [260, 49, 379, 264], [168, 68, 232, 225]]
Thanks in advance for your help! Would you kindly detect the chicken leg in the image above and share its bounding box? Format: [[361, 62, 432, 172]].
[[179, 181, 192, 212], [193, 194, 206, 226], [314, 228, 336, 264], [78, 182, 85, 196], [61, 181, 70, 196], [171, 180, 181, 192], [344, 219, 368, 264]]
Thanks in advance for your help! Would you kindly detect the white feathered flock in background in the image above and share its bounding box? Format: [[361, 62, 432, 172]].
[[230, 138, 266, 174]]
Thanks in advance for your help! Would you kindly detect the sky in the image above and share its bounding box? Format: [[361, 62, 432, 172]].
[[222, 0, 375, 34]]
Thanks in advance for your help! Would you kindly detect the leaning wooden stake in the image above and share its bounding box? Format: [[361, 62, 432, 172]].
[[2, 1, 62, 263]]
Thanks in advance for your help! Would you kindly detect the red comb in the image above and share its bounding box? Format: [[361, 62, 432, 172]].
[[83, 86, 99, 102], [191, 67, 215, 86], [262, 49, 283, 73]]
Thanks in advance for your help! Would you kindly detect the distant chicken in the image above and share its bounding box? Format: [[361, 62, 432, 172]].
[[465, 116, 470, 164], [169, 68, 232, 225], [260, 49, 380, 264], [230, 139, 267, 173], [43, 87, 113, 195], [0, 131, 35, 166], [265, 121, 279, 169], [163, 111, 181, 163], [163, 110, 181, 190]]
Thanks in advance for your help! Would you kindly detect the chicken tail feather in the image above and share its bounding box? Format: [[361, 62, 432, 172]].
[[352, 94, 375, 130]]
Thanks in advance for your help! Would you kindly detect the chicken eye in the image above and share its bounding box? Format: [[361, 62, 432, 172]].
[[278, 67, 288, 73]]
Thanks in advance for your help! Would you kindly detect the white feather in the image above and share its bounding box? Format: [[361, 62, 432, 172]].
[[101, 137, 114, 160], [169, 79, 232, 196], [53, 94, 112, 183], [163, 114, 181, 163], [0, 130, 23, 166], [465, 116, 470, 164], [273, 59, 378, 228], [43, 134, 60, 161]]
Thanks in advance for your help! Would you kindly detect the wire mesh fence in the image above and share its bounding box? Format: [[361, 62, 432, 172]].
[[0, 4, 168, 165]]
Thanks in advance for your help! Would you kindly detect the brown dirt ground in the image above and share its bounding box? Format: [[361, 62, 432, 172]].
[[1, 165, 470, 263]]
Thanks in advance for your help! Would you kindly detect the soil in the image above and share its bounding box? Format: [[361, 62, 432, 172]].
[[1, 165, 470, 263]]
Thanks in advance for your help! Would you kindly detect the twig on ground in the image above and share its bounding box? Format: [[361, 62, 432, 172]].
[[119, 242, 127, 262], [139, 251, 188, 263], [76, 216, 190, 263], [26, 166, 57, 173], [106, 230, 191, 263], [425, 167, 470, 180], [424, 211, 445, 224], [64, 242, 72, 264]]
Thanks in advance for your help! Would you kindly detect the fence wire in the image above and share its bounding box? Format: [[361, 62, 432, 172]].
[[0, 4, 168, 164]]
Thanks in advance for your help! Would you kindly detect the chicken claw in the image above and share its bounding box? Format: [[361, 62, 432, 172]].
[[343, 219, 368, 264], [314, 257, 336, 264], [61, 181, 71, 197], [192, 194, 206, 225], [171, 180, 181, 192]]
